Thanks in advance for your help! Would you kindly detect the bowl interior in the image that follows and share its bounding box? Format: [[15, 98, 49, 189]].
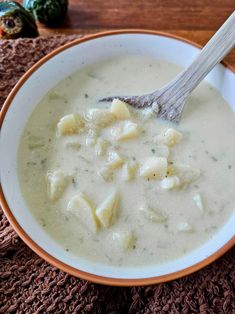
[[0, 33, 234, 281]]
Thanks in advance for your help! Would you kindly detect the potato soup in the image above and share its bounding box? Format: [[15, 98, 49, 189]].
[[18, 56, 235, 267]]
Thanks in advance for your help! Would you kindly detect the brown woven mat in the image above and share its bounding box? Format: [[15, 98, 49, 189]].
[[0, 36, 234, 314]]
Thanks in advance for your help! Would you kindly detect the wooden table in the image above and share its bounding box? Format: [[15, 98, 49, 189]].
[[20, 0, 235, 66]]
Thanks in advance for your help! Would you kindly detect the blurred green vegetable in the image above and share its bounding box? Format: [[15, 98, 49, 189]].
[[0, 1, 38, 39], [23, 0, 68, 26]]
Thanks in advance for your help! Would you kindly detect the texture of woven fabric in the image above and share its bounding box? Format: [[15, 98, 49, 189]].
[[0, 36, 234, 314]]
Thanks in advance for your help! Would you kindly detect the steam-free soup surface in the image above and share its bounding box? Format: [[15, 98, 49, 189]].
[[18, 56, 235, 267]]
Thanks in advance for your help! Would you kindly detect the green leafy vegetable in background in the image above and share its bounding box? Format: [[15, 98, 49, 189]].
[[0, 1, 38, 39], [23, 0, 68, 26]]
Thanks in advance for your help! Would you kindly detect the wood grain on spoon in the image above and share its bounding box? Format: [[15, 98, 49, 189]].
[[100, 11, 235, 123]]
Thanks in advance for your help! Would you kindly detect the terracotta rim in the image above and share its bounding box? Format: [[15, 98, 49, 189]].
[[0, 30, 234, 286]]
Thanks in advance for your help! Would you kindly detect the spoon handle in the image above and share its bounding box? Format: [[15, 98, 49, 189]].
[[157, 11, 235, 112]]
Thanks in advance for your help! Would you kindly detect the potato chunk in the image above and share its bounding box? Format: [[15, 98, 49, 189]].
[[95, 138, 110, 157], [160, 176, 180, 190], [46, 170, 70, 201], [86, 128, 98, 146], [67, 193, 99, 233], [139, 157, 167, 179], [141, 107, 155, 120], [96, 191, 119, 228], [98, 166, 114, 182], [167, 163, 200, 186], [106, 151, 124, 169], [112, 230, 136, 250], [177, 221, 194, 232], [85, 109, 115, 127], [193, 193, 204, 214], [157, 128, 183, 147], [57, 114, 84, 136], [111, 121, 140, 140], [111, 99, 131, 120], [122, 161, 138, 181], [140, 204, 167, 223]]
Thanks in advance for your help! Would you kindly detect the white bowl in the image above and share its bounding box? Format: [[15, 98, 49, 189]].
[[0, 30, 234, 286]]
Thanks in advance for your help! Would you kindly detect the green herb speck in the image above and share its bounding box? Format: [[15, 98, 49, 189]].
[[27, 161, 37, 166], [41, 158, 47, 165], [211, 156, 218, 162]]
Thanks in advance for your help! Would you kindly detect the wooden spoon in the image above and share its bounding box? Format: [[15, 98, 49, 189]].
[[100, 11, 235, 123]]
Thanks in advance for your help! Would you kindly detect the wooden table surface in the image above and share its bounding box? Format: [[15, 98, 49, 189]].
[[20, 0, 235, 66]]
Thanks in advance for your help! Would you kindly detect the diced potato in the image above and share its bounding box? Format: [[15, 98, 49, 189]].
[[141, 108, 155, 120], [95, 138, 110, 157], [152, 101, 160, 113], [139, 157, 167, 179], [167, 163, 200, 186], [65, 141, 81, 150], [193, 193, 204, 214], [111, 99, 131, 120], [161, 176, 180, 190], [140, 204, 167, 223], [106, 151, 124, 169], [85, 108, 115, 127], [67, 193, 99, 233], [96, 191, 119, 228], [98, 166, 114, 182], [112, 230, 136, 250], [157, 128, 183, 147], [57, 114, 84, 136], [86, 128, 98, 146], [111, 121, 140, 140], [122, 161, 138, 181], [46, 170, 70, 201], [177, 221, 194, 232]]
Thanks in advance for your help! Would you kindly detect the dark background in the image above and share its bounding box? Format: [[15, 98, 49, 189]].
[[16, 0, 235, 66]]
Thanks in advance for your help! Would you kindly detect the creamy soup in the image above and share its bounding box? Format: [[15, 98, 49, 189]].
[[18, 56, 235, 267]]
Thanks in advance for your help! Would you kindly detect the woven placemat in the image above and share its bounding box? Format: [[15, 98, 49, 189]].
[[0, 36, 234, 314]]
